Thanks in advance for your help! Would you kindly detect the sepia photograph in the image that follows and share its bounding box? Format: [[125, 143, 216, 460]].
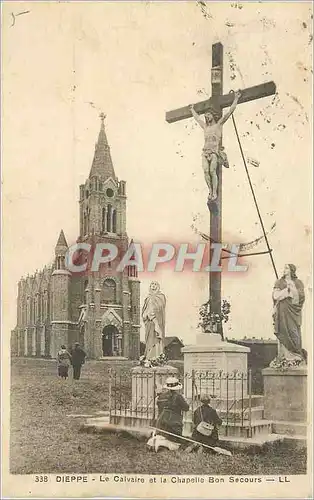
[[1, 1, 312, 498]]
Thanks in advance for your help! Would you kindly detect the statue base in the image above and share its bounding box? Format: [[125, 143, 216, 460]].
[[262, 366, 307, 425], [182, 333, 250, 399]]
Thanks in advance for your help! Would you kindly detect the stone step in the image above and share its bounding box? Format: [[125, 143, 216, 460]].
[[86, 416, 110, 425], [218, 433, 284, 450], [67, 411, 109, 419], [219, 433, 306, 450], [80, 420, 305, 451], [271, 420, 307, 437], [277, 434, 307, 449], [107, 411, 272, 439]]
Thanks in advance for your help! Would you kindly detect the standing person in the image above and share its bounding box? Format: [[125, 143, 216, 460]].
[[155, 376, 189, 444], [56, 345, 72, 380], [272, 263, 306, 363], [186, 395, 222, 453], [71, 342, 87, 380]]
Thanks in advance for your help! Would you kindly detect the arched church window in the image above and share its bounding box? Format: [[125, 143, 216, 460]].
[[101, 278, 116, 303], [44, 291, 48, 319], [102, 207, 106, 232], [42, 290, 47, 321], [112, 210, 117, 233], [84, 279, 88, 304], [84, 210, 89, 235], [33, 298, 36, 322], [99, 181, 103, 191], [39, 295, 42, 322], [107, 205, 112, 232], [26, 302, 28, 324]]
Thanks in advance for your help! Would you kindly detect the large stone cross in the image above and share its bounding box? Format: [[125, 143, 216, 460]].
[[166, 42, 276, 337]]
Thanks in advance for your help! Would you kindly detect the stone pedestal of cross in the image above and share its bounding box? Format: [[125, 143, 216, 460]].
[[166, 42, 276, 338]]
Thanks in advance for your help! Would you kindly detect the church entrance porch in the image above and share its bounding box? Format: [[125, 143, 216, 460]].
[[102, 325, 122, 357]]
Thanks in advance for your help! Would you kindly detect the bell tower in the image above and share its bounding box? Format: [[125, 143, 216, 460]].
[[79, 113, 127, 239]]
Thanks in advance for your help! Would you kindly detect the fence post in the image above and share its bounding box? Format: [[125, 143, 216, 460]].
[[108, 368, 112, 422], [248, 368, 252, 438]]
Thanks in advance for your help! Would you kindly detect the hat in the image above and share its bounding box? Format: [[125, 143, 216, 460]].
[[74, 342, 80, 346], [164, 376, 182, 391]]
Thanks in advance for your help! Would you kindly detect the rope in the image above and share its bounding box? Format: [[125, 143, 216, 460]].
[[221, 249, 273, 259], [231, 114, 278, 280]]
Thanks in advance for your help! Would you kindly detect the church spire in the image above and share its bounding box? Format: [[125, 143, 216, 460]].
[[54, 229, 68, 270], [89, 113, 116, 181], [55, 229, 68, 250]]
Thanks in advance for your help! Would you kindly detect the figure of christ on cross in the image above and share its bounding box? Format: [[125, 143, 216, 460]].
[[166, 42, 276, 338], [189, 89, 241, 202]]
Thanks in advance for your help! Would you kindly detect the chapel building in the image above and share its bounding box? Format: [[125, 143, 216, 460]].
[[11, 114, 141, 359]]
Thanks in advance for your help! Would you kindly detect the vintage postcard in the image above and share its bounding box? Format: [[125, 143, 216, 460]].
[[1, 1, 313, 499]]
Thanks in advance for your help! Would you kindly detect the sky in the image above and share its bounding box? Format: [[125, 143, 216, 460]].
[[2, 1, 313, 348]]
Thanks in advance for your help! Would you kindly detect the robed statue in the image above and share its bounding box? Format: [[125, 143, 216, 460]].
[[272, 263, 307, 364], [142, 281, 166, 359]]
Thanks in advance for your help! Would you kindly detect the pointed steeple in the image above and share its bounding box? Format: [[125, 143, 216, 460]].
[[89, 113, 116, 181], [55, 229, 68, 249], [54, 230, 68, 271]]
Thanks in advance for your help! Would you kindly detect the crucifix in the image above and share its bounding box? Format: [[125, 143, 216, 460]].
[[166, 42, 277, 338]]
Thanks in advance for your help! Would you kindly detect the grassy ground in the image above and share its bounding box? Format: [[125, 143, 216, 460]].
[[10, 358, 306, 475]]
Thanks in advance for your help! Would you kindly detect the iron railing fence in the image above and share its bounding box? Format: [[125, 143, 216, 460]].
[[108, 368, 253, 437]]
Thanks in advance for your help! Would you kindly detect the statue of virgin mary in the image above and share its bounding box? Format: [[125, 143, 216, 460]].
[[272, 263, 307, 365], [142, 281, 166, 359]]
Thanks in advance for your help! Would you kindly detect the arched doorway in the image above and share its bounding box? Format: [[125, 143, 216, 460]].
[[102, 325, 120, 356]]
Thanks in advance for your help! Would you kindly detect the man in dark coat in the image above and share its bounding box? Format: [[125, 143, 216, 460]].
[[189, 394, 222, 453], [71, 342, 87, 380], [155, 376, 189, 443]]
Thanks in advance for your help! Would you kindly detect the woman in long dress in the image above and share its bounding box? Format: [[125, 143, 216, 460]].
[[142, 281, 166, 359], [155, 377, 189, 443], [57, 345, 72, 379], [272, 264, 306, 363]]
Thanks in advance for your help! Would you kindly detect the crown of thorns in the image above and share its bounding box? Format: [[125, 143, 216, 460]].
[[204, 107, 221, 120]]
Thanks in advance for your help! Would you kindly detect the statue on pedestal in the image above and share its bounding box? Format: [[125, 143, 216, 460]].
[[142, 281, 166, 361], [271, 263, 307, 368]]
